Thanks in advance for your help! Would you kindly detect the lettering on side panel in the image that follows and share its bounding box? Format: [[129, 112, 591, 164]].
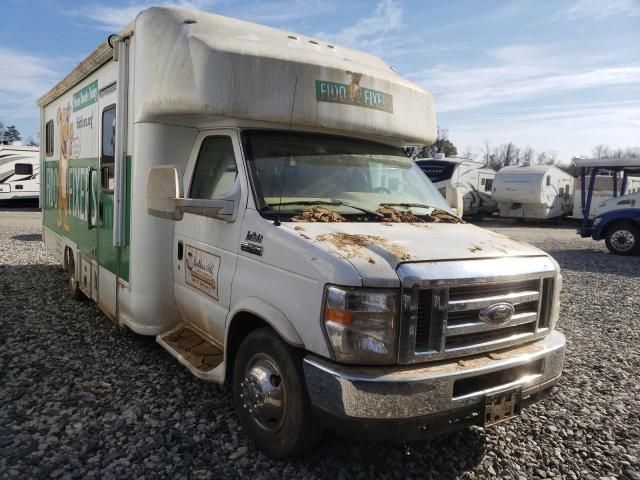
[[185, 245, 221, 300]]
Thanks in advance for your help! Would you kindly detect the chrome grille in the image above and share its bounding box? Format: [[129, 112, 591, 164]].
[[397, 257, 556, 364]]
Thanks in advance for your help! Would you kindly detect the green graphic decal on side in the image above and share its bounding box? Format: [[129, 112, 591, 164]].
[[315, 75, 393, 113], [43, 155, 131, 282], [43, 158, 99, 259], [73, 80, 98, 112]]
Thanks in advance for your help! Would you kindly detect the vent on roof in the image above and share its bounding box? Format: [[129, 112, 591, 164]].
[[184, 19, 197, 24]]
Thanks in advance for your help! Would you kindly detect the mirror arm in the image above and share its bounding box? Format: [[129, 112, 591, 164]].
[[174, 198, 235, 221]]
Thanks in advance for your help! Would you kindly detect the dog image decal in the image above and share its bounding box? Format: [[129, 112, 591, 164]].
[[56, 103, 73, 231], [346, 71, 363, 103]]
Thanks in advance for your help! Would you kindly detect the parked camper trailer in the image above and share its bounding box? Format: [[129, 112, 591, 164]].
[[571, 174, 640, 219], [0, 144, 40, 201], [39, 7, 566, 457], [493, 164, 574, 220], [416, 153, 497, 217]]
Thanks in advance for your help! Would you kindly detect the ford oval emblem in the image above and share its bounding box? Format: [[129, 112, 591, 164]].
[[479, 302, 515, 324]]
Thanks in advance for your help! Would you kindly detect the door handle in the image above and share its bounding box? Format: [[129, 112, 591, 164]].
[[99, 201, 104, 221], [177, 241, 183, 260]]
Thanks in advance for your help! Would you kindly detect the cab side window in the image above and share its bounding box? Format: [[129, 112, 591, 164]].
[[190, 136, 238, 199]]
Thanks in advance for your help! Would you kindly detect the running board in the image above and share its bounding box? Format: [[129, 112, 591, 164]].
[[157, 323, 225, 382]]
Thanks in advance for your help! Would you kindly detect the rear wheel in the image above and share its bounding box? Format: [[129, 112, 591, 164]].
[[232, 328, 322, 458], [605, 223, 640, 255], [65, 249, 85, 300]]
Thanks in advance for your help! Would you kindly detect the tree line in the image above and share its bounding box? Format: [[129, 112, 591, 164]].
[[0, 121, 38, 146], [405, 126, 640, 175]]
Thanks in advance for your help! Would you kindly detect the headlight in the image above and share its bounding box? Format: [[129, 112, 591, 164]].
[[323, 286, 397, 364], [593, 217, 603, 226]]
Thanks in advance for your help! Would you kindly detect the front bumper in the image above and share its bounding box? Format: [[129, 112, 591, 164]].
[[303, 330, 566, 439]]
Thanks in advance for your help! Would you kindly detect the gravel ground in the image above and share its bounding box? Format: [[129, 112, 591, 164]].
[[1, 210, 639, 480]]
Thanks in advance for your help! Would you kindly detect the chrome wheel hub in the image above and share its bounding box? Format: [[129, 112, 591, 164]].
[[611, 230, 634, 251], [240, 354, 285, 432]]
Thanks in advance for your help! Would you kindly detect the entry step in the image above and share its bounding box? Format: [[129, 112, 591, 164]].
[[158, 324, 223, 373]]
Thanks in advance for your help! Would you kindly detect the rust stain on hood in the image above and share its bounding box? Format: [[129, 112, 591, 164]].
[[316, 233, 411, 261]]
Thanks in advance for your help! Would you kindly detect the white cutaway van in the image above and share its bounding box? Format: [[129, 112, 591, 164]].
[[39, 7, 566, 458]]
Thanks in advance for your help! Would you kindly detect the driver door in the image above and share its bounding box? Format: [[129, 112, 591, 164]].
[[173, 130, 247, 344]]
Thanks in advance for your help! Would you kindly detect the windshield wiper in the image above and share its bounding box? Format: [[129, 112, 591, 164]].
[[380, 202, 434, 209], [263, 200, 382, 217]]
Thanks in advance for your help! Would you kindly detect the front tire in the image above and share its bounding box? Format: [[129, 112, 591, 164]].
[[232, 328, 322, 458], [605, 223, 640, 255]]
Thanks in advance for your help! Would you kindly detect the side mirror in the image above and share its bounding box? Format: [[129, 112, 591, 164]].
[[147, 166, 183, 219], [146, 166, 238, 222]]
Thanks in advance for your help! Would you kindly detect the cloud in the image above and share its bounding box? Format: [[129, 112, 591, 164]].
[[409, 44, 640, 113], [557, 0, 640, 21], [328, 0, 403, 45], [447, 101, 640, 160], [224, 0, 336, 24], [69, 0, 336, 32], [0, 47, 63, 121], [316, 0, 404, 48], [68, 0, 218, 32]]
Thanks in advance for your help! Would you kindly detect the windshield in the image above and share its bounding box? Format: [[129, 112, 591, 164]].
[[243, 130, 452, 221]]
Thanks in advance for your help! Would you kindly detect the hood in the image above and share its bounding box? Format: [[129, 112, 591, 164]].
[[284, 221, 546, 287]]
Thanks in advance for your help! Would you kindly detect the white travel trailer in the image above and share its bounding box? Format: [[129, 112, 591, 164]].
[[0, 144, 40, 201], [493, 164, 574, 220], [39, 7, 566, 458], [570, 174, 640, 219], [416, 153, 497, 217]]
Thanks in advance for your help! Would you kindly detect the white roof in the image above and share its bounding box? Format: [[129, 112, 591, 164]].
[[416, 156, 469, 163], [497, 164, 558, 174], [572, 157, 640, 169], [40, 7, 436, 146], [0, 145, 39, 153]]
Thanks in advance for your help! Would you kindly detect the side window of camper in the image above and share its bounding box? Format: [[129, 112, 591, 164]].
[[190, 136, 238, 199], [15, 163, 33, 175], [101, 105, 116, 192], [484, 178, 493, 192], [45, 120, 54, 156], [546, 176, 551, 186]]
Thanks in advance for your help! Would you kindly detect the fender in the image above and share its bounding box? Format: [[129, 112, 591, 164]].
[[592, 208, 640, 240], [226, 297, 305, 347]]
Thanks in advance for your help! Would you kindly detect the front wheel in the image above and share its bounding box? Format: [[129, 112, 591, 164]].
[[232, 328, 322, 458], [605, 223, 640, 255]]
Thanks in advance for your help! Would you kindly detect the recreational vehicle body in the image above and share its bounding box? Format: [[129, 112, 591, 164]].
[[493, 164, 574, 220], [415, 154, 497, 217], [39, 7, 566, 457], [0, 145, 40, 201]]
